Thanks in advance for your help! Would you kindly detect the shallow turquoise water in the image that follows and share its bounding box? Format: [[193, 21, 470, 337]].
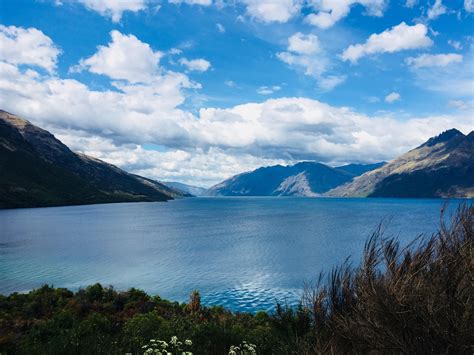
[[0, 197, 466, 312]]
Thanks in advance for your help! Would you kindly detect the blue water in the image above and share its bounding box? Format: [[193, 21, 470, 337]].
[[0, 197, 465, 312]]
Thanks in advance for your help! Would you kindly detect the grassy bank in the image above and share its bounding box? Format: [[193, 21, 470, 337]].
[[1, 205, 472, 354]]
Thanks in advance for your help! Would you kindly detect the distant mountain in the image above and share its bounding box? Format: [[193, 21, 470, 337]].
[[0, 110, 187, 209], [205, 161, 384, 197], [163, 181, 207, 196], [326, 129, 474, 198]]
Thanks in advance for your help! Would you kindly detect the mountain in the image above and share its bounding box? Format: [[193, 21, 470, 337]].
[[336, 162, 386, 176], [205, 161, 384, 197], [326, 129, 474, 198], [163, 181, 207, 196], [0, 110, 187, 209]]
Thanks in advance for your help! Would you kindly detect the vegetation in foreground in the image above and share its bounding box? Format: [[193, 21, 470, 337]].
[[0, 205, 472, 354]]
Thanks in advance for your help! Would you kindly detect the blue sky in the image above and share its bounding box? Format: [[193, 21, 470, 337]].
[[0, 0, 473, 186]]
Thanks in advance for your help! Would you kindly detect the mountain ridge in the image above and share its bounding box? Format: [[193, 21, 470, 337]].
[[326, 128, 474, 198], [0, 110, 187, 209], [205, 161, 385, 197]]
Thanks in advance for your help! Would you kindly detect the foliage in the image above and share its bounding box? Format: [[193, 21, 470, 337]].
[[0, 205, 472, 354]]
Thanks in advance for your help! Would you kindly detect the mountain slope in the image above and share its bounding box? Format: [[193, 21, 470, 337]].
[[0, 110, 186, 209], [205, 161, 383, 197], [326, 129, 474, 198], [163, 181, 207, 196], [335, 162, 386, 176]]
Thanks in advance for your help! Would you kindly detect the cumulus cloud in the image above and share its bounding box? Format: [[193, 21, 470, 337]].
[[427, 0, 447, 20], [241, 0, 301, 23], [1, 25, 472, 186], [287, 32, 320, 54], [385, 92, 400, 103], [406, 53, 463, 68], [0, 25, 60, 73], [72, 30, 163, 83], [2, 58, 472, 184], [257, 85, 281, 95], [306, 0, 387, 29], [77, 0, 147, 22], [278, 32, 345, 91], [341, 22, 433, 63], [179, 58, 211, 72]]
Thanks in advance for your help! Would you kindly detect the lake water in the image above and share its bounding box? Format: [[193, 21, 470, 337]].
[[0, 197, 466, 312]]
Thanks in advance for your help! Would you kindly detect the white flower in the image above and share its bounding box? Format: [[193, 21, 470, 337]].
[[185, 339, 192, 346]]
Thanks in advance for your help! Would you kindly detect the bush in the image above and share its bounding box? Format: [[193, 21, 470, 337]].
[[302, 204, 474, 354]]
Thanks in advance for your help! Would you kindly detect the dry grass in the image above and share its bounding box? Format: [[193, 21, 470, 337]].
[[301, 203, 474, 354]]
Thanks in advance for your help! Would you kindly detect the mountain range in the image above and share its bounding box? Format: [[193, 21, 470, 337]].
[[0, 110, 188, 209], [1, 109, 472, 208], [206, 129, 473, 199], [326, 129, 474, 198], [206, 162, 385, 197]]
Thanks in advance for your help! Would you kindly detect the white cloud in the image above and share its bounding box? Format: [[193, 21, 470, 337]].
[[77, 0, 146, 22], [73, 30, 163, 83], [406, 53, 463, 68], [427, 0, 447, 20], [1, 26, 472, 186], [385, 92, 400, 103], [318, 75, 347, 91], [169, 0, 213, 5], [405, 0, 418, 8], [257, 85, 281, 95], [277, 32, 345, 91], [241, 0, 301, 23], [306, 0, 387, 29], [465, 0, 474, 12], [287, 32, 320, 54], [2, 60, 472, 184], [409, 53, 474, 98], [216, 23, 225, 33], [448, 40, 462, 50], [224, 80, 236, 87], [341, 22, 433, 63], [179, 58, 211, 72], [0, 25, 60, 73]]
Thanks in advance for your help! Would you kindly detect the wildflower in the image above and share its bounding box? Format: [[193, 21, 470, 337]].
[[185, 339, 192, 346], [170, 336, 178, 345]]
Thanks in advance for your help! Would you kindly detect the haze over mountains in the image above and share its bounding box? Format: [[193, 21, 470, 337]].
[[163, 182, 207, 197], [0, 110, 187, 209]]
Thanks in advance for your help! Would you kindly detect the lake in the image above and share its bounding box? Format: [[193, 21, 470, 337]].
[[0, 197, 465, 312]]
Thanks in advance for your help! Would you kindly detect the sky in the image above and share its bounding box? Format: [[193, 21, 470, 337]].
[[0, 0, 473, 187]]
